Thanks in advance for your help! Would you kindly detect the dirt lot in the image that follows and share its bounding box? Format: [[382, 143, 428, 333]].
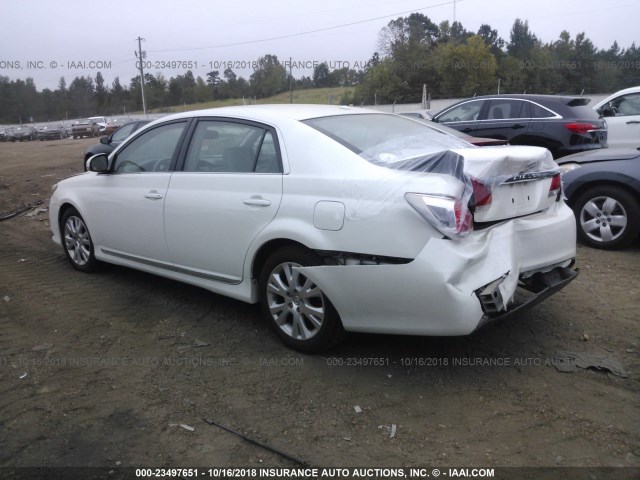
[[0, 139, 639, 473]]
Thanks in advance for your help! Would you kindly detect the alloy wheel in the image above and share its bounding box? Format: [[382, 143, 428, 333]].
[[64, 215, 92, 266], [266, 262, 325, 341], [580, 195, 627, 244]]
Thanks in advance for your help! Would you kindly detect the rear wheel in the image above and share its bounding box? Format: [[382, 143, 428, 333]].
[[259, 246, 344, 353], [61, 208, 99, 272], [573, 186, 640, 249]]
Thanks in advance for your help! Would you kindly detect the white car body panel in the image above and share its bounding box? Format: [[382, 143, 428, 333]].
[[164, 172, 283, 282], [76, 172, 172, 262], [49, 105, 577, 338], [298, 202, 575, 335]]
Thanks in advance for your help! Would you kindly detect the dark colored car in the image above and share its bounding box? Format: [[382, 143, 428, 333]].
[[71, 119, 100, 139], [402, 115, 508, 147], [558, 149, 640, 249], [103, 117, 134, 135], [38, 124, 69, 140], [432, 94, 607, 158], [83, 120, 150, 169], [9, 125, 38, 141]]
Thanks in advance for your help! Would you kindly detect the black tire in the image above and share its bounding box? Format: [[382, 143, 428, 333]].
[[60, 208, 100, 272], [572, 185, 640, 250], [258, 246, 345, 353]]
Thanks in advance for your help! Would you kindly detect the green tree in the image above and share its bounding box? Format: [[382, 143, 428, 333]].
[[68, 76, 96, 117], [435, 35, 497, 97], [313, 62, 332, 88], [95, 72, 107, 112], [507, 19, 537, 60], [477, 24, 505, 57], [250, 54, 287, 98], [194, 76, 210, 103]]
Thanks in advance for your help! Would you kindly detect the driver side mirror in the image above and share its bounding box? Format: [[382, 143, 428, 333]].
[[99, 136, 110, 145], [87, 153, 110, 173]]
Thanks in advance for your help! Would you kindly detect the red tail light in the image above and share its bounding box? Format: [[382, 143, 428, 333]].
[[471, 178, 492, 207], [549, 173, 561, 199], [454, 199, 473, 234], [564, 122, 597, 135], [405, 193, 473, 238]]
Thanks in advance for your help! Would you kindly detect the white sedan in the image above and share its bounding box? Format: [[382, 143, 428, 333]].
[[49, 105, 578, 352], [593, 86, 640, 149]]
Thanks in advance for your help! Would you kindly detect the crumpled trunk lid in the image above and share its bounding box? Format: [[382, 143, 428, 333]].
[[453, 145, 561, 222]]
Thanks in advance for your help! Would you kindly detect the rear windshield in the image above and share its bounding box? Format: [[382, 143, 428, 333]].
[[567, 104, 601, 119], [303, 114, 470, 166]]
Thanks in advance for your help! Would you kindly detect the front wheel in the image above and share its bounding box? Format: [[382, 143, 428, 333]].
[[573, 186, 640, 249], [259, 246, 344, 353], [61, 208, 100, 272]]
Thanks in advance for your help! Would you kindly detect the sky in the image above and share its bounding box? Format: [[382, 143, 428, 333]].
[[1, 0, 638, 90]]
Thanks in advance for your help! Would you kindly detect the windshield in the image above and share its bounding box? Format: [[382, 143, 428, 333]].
[[303, 113, 470, 167]]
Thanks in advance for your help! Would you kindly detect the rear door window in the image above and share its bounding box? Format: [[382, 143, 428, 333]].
[[530, 103, 557, 118], [183, 120, 281, 173], [486, 99, 529, 119]]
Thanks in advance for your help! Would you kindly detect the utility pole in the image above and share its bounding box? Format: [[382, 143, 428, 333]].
[[135, 36, 147, 116], [453, 0, 457, 23], [289, 57, 293, 104]]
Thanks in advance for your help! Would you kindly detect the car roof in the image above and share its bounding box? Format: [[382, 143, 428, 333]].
[[593, 86, 640, 109], [602, 86, 640, 96], [450, 94, 589, 103], [153, 104, 383, 124]]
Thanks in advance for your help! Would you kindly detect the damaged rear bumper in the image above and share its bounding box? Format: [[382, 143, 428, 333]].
[[475, 264, 578, 330], [297, 202, 577, 336]]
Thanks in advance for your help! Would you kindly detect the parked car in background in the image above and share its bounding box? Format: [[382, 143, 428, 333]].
[[51, 105, 578, 352], [38, 124, 69, 140], [0, 128, 8, 142], [593, 86, 640, 149], [104, 117, 134, 135], [89, 116, 108, 132], [401, 115, 508, 147], [559, 149, 640, 249], [83, 120, 150, 169], [432, 94, 607, 159], [71, 119, 100, 139], [9, 125, 38, 141]]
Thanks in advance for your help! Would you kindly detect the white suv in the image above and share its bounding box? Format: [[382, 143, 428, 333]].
[[593, 86, 640, 149]]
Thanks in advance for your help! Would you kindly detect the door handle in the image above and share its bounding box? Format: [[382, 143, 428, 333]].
[[462, 128, 473, 133], [243, 197, 271, 207], [144, 192, 163, 200], [512, 124, 526, 129], [626, 120, 640, 124]]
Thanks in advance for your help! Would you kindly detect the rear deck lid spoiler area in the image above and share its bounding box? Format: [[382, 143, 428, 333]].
[[566, 97, 591, 107]]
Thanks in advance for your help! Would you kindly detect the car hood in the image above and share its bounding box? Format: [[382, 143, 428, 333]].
[[557, 148, 640, 165]]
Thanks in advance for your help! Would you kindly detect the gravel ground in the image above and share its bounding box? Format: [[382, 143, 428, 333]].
[[0, 138, 638, 475]]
